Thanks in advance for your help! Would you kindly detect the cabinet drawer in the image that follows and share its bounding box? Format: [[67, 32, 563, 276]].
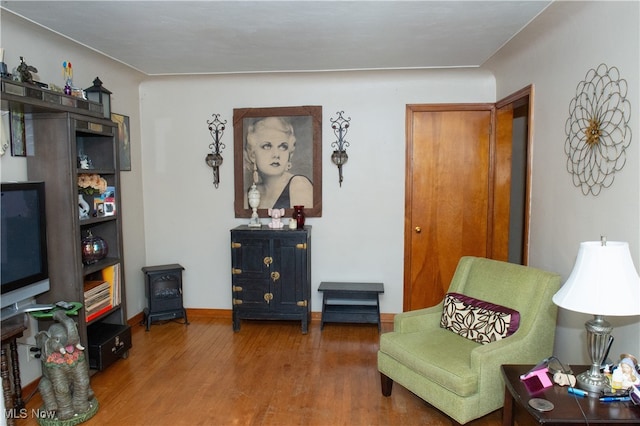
[[88, 323, 131, 371]]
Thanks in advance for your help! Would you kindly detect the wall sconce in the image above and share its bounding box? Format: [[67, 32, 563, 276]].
[[330, 110, 351, 187], [205, 113, 226, 188]]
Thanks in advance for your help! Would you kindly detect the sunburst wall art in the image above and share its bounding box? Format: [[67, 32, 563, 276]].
[[564, 63, 632, 196]]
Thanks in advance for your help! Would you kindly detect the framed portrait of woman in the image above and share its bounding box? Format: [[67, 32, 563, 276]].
[[233, 105, 322, 218]]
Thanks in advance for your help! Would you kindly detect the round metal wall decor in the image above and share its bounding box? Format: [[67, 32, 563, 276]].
[[564, 63, 632, 196]]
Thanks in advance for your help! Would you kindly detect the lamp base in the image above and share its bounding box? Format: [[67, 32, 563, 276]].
[[577, 314, 614, 394], [576, 369, 609, 393]]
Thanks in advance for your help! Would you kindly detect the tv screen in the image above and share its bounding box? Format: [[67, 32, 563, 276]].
[[1, 181, 50, 313]]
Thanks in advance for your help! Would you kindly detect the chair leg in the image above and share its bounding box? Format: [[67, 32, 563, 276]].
[[380, 372, 393, 396]]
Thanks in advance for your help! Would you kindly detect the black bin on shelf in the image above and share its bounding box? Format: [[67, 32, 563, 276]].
[[87, 322, 132, 371]]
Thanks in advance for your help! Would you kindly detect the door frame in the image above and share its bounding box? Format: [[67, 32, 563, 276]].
[[496, 85, 534, 265]]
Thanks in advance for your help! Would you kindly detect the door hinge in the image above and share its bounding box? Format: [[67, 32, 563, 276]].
[[232, 298, 243, 305], [232, 268, 242, 275], [231, 242, 241, 249], [232, 285, 243, 292], [296, 300, 308, 307], [296, 243, 307, 250]]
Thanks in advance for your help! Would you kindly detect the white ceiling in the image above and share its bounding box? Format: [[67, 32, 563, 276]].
[[1, 1, 552, 75]]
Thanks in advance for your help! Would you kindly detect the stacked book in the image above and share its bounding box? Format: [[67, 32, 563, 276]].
[[103, 263, 121, 306], [84, 280, 112, 322], [83, 263, 122, 322]]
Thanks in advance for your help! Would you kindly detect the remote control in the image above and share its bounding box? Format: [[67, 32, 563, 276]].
[[22, 304, 54, 312], [56, 301, 75, 310]]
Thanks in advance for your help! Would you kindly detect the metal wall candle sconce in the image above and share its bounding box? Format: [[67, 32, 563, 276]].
[[330, 111, 351, 187], [205, 113, 226, 188]]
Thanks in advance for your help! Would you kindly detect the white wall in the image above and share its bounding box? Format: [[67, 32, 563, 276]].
[[484, 1, 640, 364], [138, 70, 495, 314]]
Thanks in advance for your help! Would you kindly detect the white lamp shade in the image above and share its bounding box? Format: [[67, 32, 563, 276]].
[[553, 241, 640, 316]]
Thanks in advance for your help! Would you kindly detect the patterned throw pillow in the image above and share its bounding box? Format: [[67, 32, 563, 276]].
[[440, 292, 520, 344]]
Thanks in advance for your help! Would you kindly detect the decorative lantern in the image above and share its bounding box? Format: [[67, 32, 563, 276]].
[[85, 77, 112, 119], [81, 230, 108, 264]]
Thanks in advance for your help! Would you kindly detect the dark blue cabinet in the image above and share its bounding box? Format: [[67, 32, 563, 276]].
[[230, 226, 311, 333]]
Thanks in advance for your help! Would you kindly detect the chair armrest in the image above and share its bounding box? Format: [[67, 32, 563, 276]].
[[469, 329, 550, 391], [393, 304, 443, 333]]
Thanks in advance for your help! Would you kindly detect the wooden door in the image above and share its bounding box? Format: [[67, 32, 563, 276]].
[[404, 105, 493, 311]]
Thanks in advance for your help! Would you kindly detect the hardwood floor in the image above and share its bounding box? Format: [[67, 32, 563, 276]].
[[19, 316, 530, 425]]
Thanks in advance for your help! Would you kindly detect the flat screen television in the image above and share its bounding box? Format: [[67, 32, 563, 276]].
[[1, 181, 51, 319]]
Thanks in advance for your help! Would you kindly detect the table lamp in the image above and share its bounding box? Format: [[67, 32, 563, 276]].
[[552, 237, 640, 393]]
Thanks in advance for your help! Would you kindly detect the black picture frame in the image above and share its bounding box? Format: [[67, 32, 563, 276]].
[[0, 110, 9, 156], [233, 106, 322, 218], [10, 110, 26, 157], [111, 112, 131, 171]]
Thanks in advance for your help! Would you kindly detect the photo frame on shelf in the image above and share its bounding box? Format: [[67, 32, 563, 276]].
[[233, 105, 322, 218], [103, 185, 116, 216], [103, 200, 116, 216], [94, 200, 105, 217], [10, 110, 26, 157], [111, 112, 131, 171]]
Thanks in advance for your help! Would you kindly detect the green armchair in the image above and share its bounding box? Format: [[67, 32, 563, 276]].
[[378, 256, 561, 425]]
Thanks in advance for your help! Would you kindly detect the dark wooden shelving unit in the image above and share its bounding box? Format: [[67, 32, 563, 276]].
[[1, 78, 130, 371]]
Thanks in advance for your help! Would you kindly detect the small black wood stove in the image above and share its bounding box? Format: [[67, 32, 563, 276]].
[[142, 264, 188, 331]]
